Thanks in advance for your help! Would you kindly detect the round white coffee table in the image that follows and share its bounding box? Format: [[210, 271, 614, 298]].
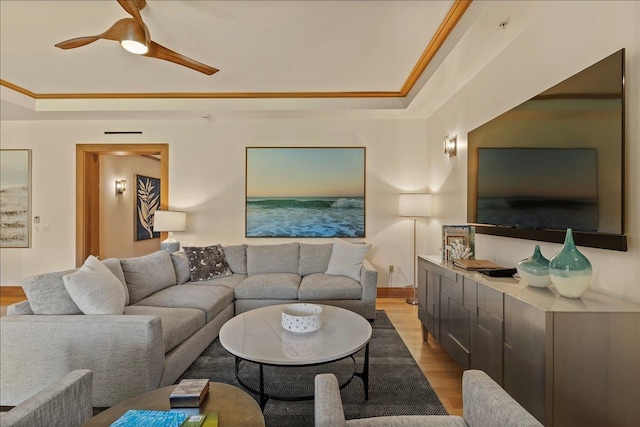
[[219, 304, 372, 408]]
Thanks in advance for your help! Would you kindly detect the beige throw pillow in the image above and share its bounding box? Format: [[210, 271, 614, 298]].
[[63, 255, 126, 314], [325, 238, 371, 281]]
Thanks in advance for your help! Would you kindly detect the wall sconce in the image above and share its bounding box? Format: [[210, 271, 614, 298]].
[[115, 179, 127, 194], [444, 135, 457, 157]]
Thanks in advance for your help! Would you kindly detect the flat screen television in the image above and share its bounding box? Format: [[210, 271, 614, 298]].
[[467, 49, 627, 251]]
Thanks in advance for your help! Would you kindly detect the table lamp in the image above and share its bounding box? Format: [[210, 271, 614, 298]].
[[153, 210, 187, 253]]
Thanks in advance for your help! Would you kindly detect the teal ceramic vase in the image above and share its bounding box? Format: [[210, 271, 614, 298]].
[[549, 229, 592, 298], [517, 245, 551, 288]]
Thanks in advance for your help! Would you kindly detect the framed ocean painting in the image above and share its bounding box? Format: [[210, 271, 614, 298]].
[[135, 174, 160, 241], [0, 149, 31, 248], [246, 147, 366, 238]]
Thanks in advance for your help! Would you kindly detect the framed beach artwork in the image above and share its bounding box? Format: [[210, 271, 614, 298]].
[[135, 174, 160, 241], [246, 147, 366, 238], [0, 149, 31, 248]]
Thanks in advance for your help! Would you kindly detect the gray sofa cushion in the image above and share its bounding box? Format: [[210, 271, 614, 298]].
[[21, 269, 82, 315], [247, 243, 299, 275], [63, 255, 127, 315], [299, 243, 334, 276], [135, 284, 234, 322], [190, 274, 248, 290], [123, 305, 205, 353], [170, 252, 191, 285], [101, 258, 129, 305], [121, 251, 177, 304], [21, 257, 129, 314], [223, 244, 247, 275], [234, 273, 301, 300], [298, 273, 362, 300], [183, 245, 232, 281]]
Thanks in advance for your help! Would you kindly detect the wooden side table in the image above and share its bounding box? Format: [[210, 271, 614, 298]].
[[83, 382, 264, 427]]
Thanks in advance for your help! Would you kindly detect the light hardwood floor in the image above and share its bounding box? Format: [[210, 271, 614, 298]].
[[376, 298, 463, 415], [0, 294, 463, 415]]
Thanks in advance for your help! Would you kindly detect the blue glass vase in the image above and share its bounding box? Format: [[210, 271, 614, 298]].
[[517, 245, 551, 288], [549, 229, 592, 298]]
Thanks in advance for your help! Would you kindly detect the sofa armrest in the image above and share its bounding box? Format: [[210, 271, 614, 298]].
[[314, 374, 347, 427], [463, 370, 542, 427], [360, 259, 378, 317], [0, 315, 164, 407], [6, 300, 33, 315], [0, 369, 93, 427]]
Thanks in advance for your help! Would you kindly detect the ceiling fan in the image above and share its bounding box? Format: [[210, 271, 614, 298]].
[[55, 0, 218, 75]]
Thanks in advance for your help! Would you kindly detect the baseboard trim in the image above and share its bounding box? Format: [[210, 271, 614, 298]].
[[377, 287, 413, 298]]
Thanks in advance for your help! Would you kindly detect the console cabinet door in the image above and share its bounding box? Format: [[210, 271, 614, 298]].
[[503, 294, 548, 425], [441, 274, 470, 369], [470, 282, 504, 385], [418, 259, 441, 341], [417, 260, 429, 333]]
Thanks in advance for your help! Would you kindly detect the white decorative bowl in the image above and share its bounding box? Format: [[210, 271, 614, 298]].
[[281, 303, 322, 333]]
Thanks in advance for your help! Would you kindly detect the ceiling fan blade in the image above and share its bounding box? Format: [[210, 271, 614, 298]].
[[145, 41, 219, 75], [117, 0, 146, 22], [54, 19, 136, 50], [55, 36, 101, 50], [117, 0, 150, 44]]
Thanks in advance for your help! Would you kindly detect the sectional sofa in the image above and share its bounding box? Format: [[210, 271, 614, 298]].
[[0, 241, 377, 408]]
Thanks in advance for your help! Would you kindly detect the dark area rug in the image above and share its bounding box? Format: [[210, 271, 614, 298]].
[[178, 310, 447, 427]]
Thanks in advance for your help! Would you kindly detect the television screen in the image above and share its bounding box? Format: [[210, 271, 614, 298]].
[[467, 49, 626, 251], [477, 148, 598, 232]]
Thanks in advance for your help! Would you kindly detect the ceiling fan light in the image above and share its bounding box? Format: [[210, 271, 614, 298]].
[[119, 19, 148, 54], [120, 39, 148, 55]]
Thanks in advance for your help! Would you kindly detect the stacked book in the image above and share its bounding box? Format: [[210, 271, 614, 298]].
[[452, 259, 502, 271], [170, 379, 210, 408], [109, 410, 218, 427], [110, 409, 188, 426]]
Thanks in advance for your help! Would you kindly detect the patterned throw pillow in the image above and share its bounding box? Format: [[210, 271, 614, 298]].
[[183, 245, 233, 281]]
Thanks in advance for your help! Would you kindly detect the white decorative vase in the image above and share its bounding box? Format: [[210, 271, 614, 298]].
[[517, 245, 551, 288], [548, 229, 592, 298]]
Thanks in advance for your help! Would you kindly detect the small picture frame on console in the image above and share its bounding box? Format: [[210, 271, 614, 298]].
[[442, 225, 475, 260]]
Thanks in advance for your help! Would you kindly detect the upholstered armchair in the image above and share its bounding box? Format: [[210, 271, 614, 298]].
[[0, 370, 93, 427], [314, 370, 542, 427]]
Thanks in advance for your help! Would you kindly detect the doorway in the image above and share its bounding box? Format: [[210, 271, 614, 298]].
[[75, 144, 169, 267]]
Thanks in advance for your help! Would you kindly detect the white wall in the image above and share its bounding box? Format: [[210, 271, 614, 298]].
[[424, 1, 640, 303], [100, 155, 161, 259], [2, 1, 638, 304], [0, 118, 429, 288]]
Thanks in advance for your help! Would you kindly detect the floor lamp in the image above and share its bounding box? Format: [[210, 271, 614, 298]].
[[399, 193, 432, 305]]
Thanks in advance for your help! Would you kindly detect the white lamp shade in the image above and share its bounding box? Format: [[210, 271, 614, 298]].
[[399, 193, 432, 217], [153, 211, 187, 232]]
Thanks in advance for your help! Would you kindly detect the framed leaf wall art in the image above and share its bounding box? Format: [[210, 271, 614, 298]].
[[135, 174, 160, 241]]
